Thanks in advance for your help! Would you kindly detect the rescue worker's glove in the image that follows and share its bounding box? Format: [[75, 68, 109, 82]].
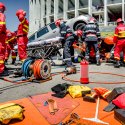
[[98, 41, 101, 48]]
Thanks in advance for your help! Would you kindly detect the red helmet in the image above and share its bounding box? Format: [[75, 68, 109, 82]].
[[116, 18, 123, 24], [0, 2, 6, 11], [16, 9, 26, 17], [55, 19, 61, 27], [76, 30, 83, 37]]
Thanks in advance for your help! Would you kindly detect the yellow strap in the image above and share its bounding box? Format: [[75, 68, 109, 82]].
[[0, 60, 4, 63], [23, 29, 28, 33], [114, 34, 118, 36], [11, 56, 16, 58], [23, 24, 29, 29], [21, 18, 25, 24], [0, 22, 6, 25], [7, 37, 15, 43], [5, 41, 8, 44]]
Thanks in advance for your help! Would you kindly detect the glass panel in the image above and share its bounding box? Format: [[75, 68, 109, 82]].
[[49, 22, 57, 30], [37, 27, 49, 38], [51, 0, 54, 14], [68, 0, 75, 10], [59, 0, 63, 13], [107, 0, 122, 4], [28, 34, 35, 42], [79, 0, 88, 8]]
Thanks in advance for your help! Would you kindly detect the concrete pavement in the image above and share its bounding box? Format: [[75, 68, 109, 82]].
[[0, 61, 125, 103]]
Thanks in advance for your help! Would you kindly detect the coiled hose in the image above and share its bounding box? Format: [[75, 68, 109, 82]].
[[33, 59, 51, 80], [21, 58, 34, 78]]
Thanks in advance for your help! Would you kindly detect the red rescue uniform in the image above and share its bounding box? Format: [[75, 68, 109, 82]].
[[0, 12, 6, 73], [113, 23, 125, 62], [5, 30, 17, 62], [16, 9, 29, 62]]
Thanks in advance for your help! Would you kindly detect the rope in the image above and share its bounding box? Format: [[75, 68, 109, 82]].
[[62, 71, 125, 84]]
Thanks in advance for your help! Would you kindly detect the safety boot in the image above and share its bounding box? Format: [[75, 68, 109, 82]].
[[14, 69, 23, 76], [96, 59, 101, 66], [11, 59, 16, 65], [65, 66, 76, 75], [114, 60, 120, 68], [5, 59, 8, 65]]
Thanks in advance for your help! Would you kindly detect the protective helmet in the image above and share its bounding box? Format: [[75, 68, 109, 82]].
[[116, 18, 123, 24], [16, 9, 26, 17], [55, 19, 61, 27], [76, 30, 83, 37], [89, 17, 96, 24], [0, 2, 6, 11]]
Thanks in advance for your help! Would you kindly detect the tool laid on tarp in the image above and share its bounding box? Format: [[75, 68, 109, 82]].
[[47, 99, 59, 115], [114, 109, 125, 125], [83, 97, 109, 125], [0, 103, 24, 124]]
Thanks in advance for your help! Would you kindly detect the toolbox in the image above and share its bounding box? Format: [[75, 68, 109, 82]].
[[114, 109, 125, 125], [106, 87, 125, 102]]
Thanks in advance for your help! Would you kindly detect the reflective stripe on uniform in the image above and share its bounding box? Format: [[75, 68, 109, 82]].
[[23, 29, 28, 33], [114, 34, 118, 36], [0, 60, 4, 63], [7, 37, 15, 43], [118, 31, 125, 38], [114, 56, 120, 60], [23, 24, 28, 29], [0, 22, 6, 25], [11, 56, 16, 59], [21, 18, 25, 24]]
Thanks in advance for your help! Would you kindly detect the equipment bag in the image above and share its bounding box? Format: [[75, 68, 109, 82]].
[[68, 85, 91, 98], [0, 103, 24, 124]]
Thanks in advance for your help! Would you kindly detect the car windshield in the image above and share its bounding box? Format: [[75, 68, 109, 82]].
[[37, 27, 49, 38], [49, 22, 57, 30]]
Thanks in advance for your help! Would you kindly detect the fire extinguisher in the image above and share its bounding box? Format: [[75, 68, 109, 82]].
[[80, 60, 89, 84]]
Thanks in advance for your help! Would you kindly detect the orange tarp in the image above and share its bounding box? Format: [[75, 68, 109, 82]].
[[0, 95, 121, 125], [0, 98, 50, 125], [63, 96, 120, 125]]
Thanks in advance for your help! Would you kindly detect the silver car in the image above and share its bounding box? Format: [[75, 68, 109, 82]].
[[28, 15, 95, 43]]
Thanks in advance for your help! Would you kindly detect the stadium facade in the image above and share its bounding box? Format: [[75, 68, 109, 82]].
[[29, 0, 125, 35]]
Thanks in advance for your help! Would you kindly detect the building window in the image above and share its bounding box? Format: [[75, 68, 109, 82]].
[[49, 22, 57, 30], [51, 0, 54, 14], [59, 0, 63, 13], [68, 0, 75, 10], [37, 27, 49, 38]]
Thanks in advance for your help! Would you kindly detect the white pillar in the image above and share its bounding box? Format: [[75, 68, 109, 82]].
[[54, 0, 59, 20], [88, 0, 92, 16], [75, 0, 79, 17], [40, 0, 45, 27], [104, 0, 107, 26], [122, 0, 124, 21], [63, 0, 68, 20], [29, 0, 33, 35], [46, 0, 51, 24], [35, 0, 41, 30]]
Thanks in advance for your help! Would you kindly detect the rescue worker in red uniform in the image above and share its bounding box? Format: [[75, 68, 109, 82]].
[[113, 18, 125, 68], [5, 30, 17, 64], [16, 9, 29, 62], [0, 2, 9, 76]]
